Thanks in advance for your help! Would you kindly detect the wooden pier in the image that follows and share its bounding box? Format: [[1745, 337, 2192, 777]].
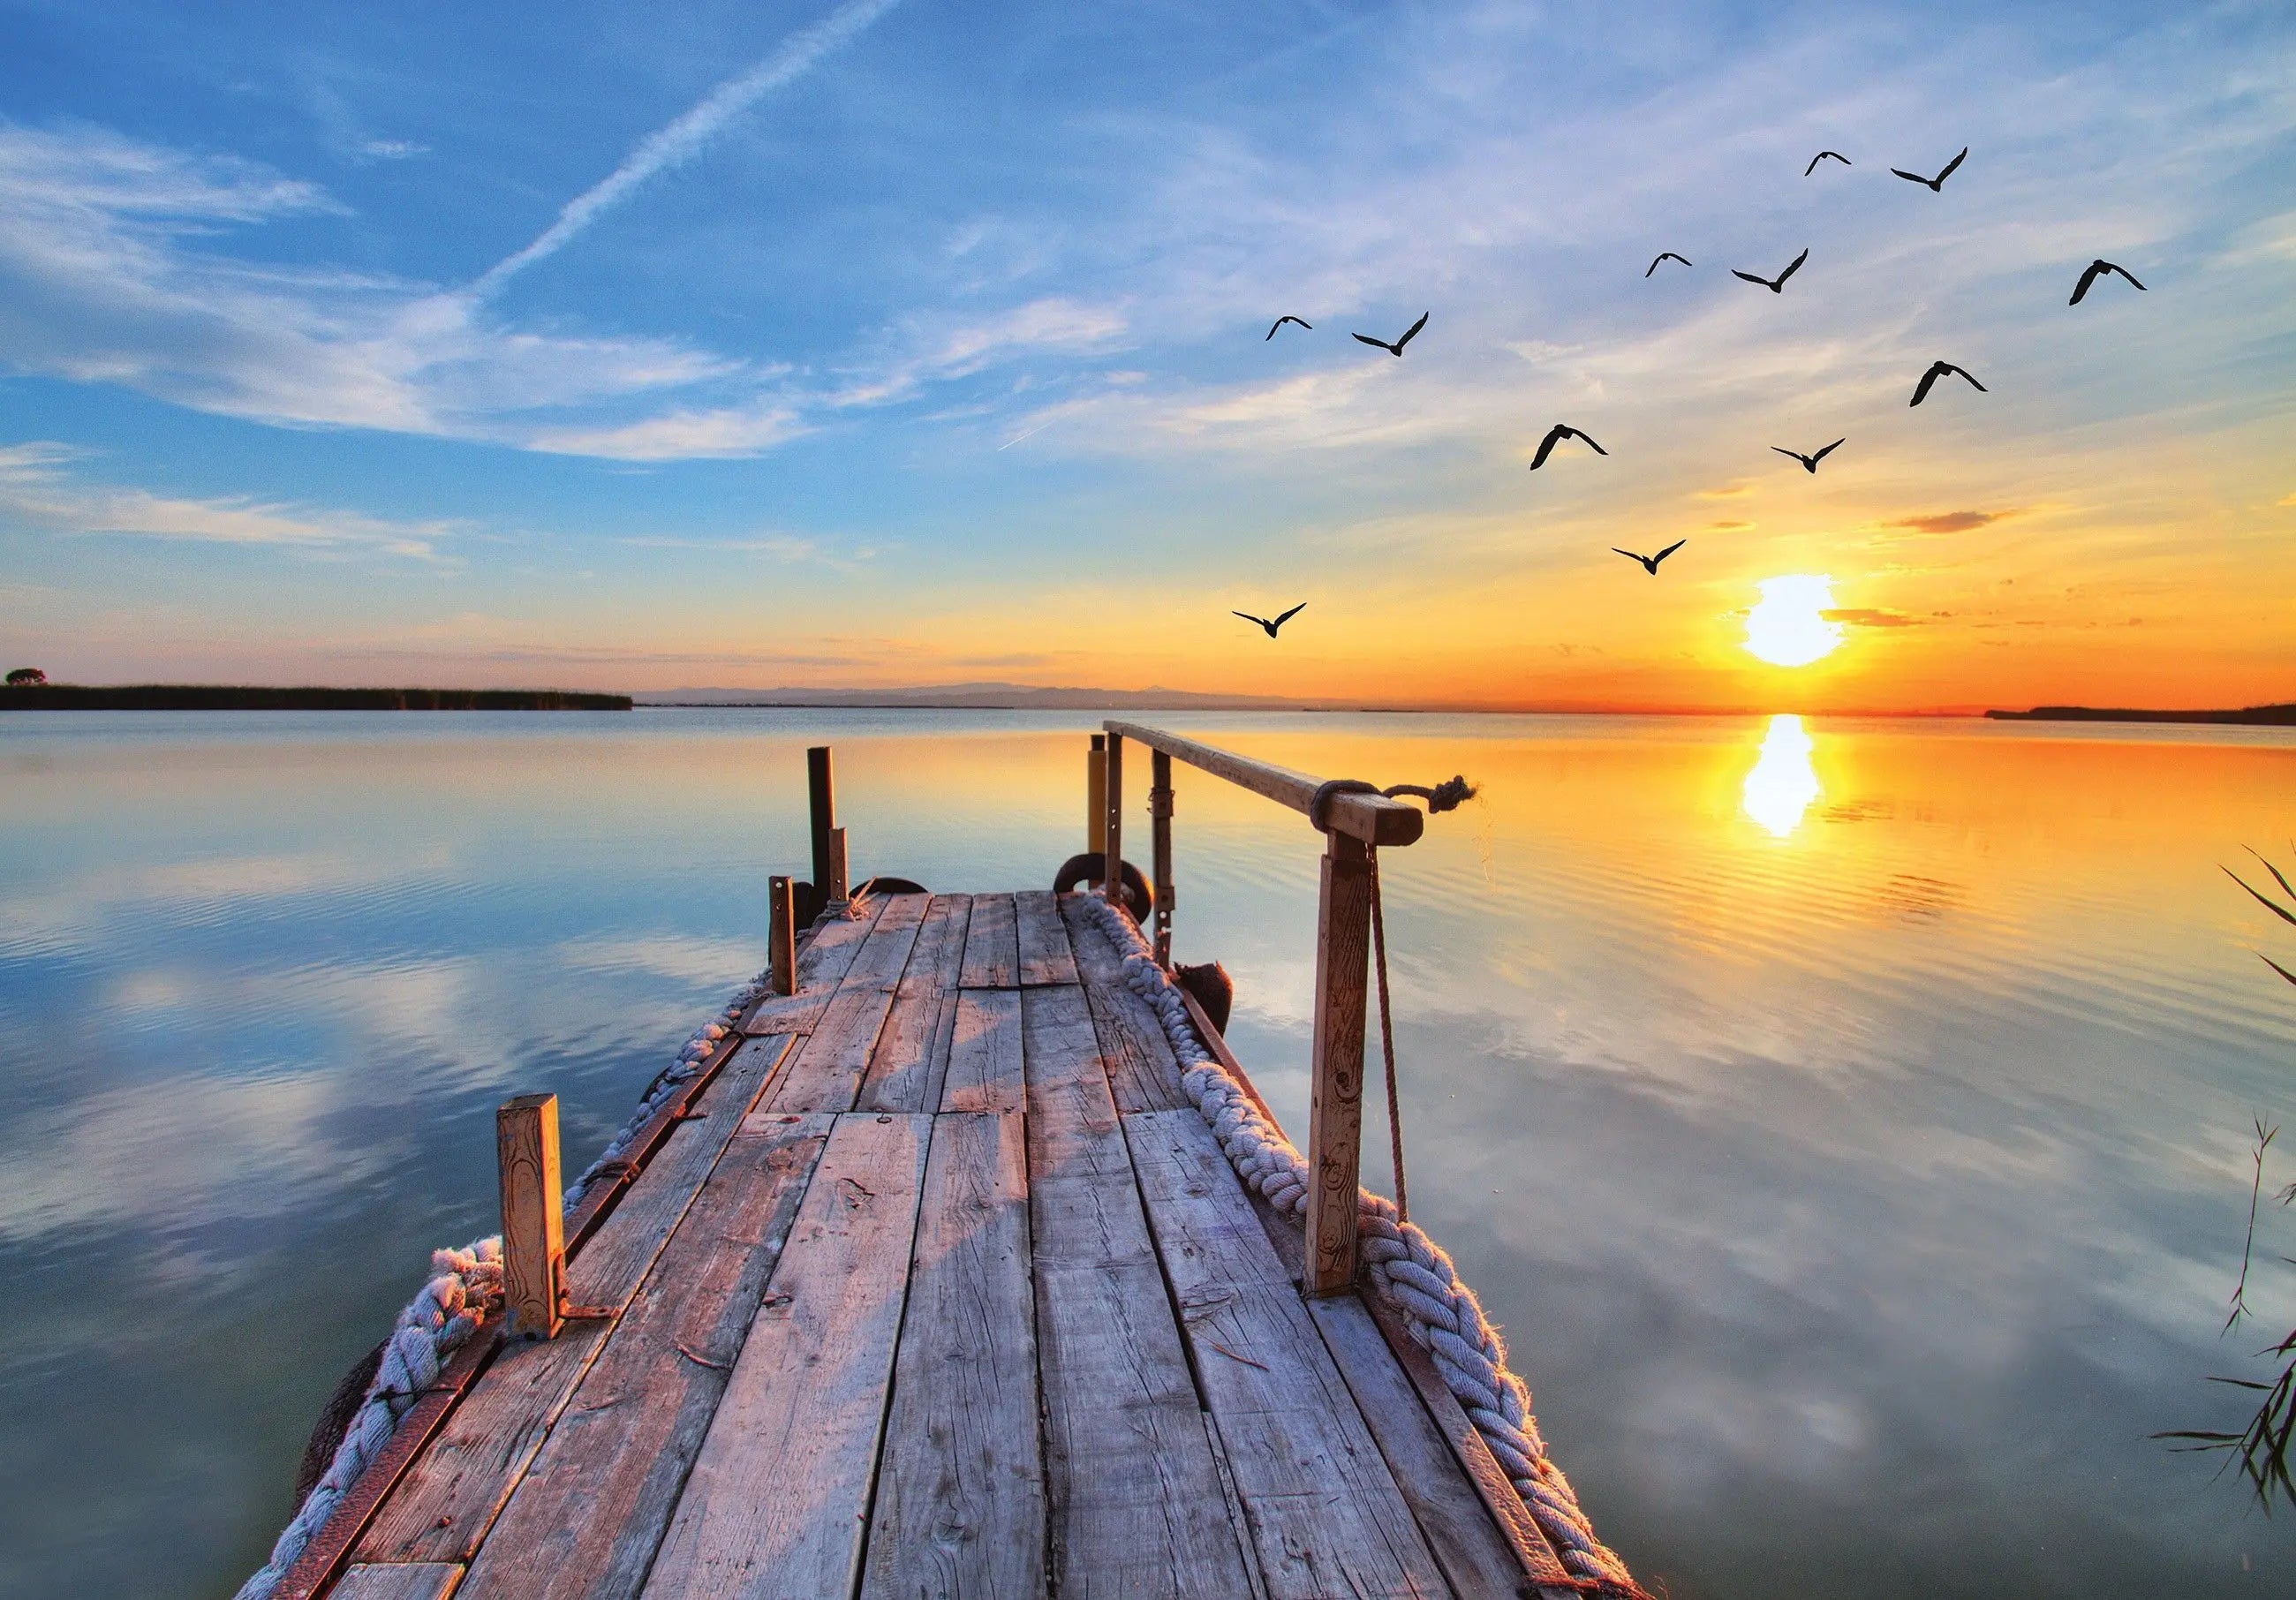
[[278, 727, 1601, 1600]]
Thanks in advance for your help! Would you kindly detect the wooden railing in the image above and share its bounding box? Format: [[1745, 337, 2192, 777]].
[[1097, 721, 1425, 1297]]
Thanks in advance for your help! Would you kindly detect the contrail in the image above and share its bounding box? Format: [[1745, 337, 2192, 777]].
[[472, 0, 903, 297]]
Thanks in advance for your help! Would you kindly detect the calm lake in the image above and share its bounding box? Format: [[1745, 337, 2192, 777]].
[[3, 708, 2292, 1597]]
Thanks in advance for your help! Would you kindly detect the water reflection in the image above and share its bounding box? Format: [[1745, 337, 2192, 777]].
[[1741, 713, 1821, 837]]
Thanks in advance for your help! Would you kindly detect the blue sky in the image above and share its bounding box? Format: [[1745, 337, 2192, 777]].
[[1, 0, 2290, 706]]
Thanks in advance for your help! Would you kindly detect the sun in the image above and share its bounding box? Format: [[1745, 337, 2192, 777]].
[[1743, 574, 1845, 667]]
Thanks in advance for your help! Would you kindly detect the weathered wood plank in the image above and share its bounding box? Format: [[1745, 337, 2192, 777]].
[[856, 894, 970, 1114], [1306, 830, 1374, 1294], [756, 985, 897, 1113], [497, 1096, 565, 1340], [1013, 889, 1078, 986], [857, 1112, 1042, 1600], [739, 900, 886, 1036], [356, 1038, 797, 1564], [639, 1113, 931, 1600], [1021, 985, 1255, 1599], [1057, 894, 1188, 1113], [938, 988, 1024, 1113], [452, 1116, 835, 1600], [329, 1565, 464, 1600], [1123, 1108, 1450, 1599], [837, 893, 928, 990], [957, 893, 1017, 989]]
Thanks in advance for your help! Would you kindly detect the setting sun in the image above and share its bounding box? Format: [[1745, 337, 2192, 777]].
[[1743, 575, 1846, 668]]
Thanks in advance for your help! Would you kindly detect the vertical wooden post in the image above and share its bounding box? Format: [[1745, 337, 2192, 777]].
[[807, 745, 836, 900], [1150, 750, 1174, 966], [769, 874, 797, 996], [1304, 831, 1374, 1295], [1086, 734, 1106, 857], [498, 1093, 565, 1339], [825, 826, 850, 904], [1102, 731, 1125, 908]]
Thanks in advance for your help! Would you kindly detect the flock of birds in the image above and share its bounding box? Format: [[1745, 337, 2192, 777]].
[[1234, 144, 2149, 633]]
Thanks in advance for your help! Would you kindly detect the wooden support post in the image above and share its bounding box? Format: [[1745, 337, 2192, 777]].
[[1102, 730, 1124, 909], [497, 1093, 565, 1339], [1086, 734, 1106, 858], [807, 745, 836, 899], [1150, 750, 1174, 967], [825, 826, 850, 905], [1305, 830, 1375, 1295], [769, 875, 797, 996]]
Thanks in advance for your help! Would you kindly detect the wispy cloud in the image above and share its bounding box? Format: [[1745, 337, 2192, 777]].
[[1882, 510, 2020, 535]]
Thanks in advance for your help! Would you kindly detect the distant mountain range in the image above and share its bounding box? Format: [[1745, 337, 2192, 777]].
[[635, 683, 1351, 711]]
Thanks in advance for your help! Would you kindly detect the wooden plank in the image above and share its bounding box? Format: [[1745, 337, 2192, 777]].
[[356, 1038, 797, 1564], [1101, 721, 1424, 848], [1306, 830, 1373, 1295], [757, 985, 896, 1113], [1058, 894, 1188, 1113], [738, 900, 885, 1035], [1124, 1108, 1449, 1599], [957, 893, 1017, 989], [1020, 985, 1255, 1599], [639, 1113, 931, 1600], [837, 892, 928, 990], [329, 1565, 464, 1600], [857, 1112, 1042, 1600], [1013, 888, 1079, 986], [497, 1096, 565, 1340], [856, 894, 970, 1114], [454, 1116, 835, 1600], [938, 988, 1024, 1113]]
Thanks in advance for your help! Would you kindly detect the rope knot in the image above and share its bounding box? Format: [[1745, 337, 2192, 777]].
[[1306, 774, 1479, 832]]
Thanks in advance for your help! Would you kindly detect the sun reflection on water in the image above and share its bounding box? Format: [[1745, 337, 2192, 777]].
[[1741, 713, 1821, 837]]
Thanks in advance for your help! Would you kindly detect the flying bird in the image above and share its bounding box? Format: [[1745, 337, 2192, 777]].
[[1528, 424, 1608, 471], [1234, 603, 1306, 638], [1352, 312, 1428, 357], [1805, 150, 1852, 175], [1731, 247, 1808, 293], [1265, 315, 1313, 340], [2068, 259, 2146, 306], [1771, 439, 1845, 473], [1646, 252, 1692, 276], [1612, 540, 1686, 575], [1909, 360, 1986, 407], [1891, 147, 1967, 192]]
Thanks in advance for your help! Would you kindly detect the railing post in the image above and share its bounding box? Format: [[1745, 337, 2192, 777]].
[[769, 874, 797, 996], [807, 745, 836, 900], [497, 1093, 565, 1338], [1102, 730, 1125, 909], [825, 826, 850, 906], [1086, 734, 1106, 858], [1150, 750, 1174, 965], [1304, 830, 1374, 1295]]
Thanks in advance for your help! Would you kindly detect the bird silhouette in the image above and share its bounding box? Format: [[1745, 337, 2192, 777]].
[[1804, 150, 1852, 176], [1646, 252, 1692, 276], [1612, 540, 1686, 575], [1771, 439, 1845, 473], [1352, 312, 1428, 357], [1909, 360, 1985, 407], [2068, 259, 2146, 306], [1891, 147, 1967, 192], [1265, 315, 1313, 340], [1731, 247, 1808, 293], [1528, 424, 1609, 471], [1234, 603, 1306, 638]]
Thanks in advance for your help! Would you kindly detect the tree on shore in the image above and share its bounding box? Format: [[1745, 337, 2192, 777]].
[[5, 667, 45, 685]]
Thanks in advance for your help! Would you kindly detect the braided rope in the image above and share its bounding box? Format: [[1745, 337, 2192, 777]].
[[1079, 894, 1640, 1594], [230, 969, 772, 1600]]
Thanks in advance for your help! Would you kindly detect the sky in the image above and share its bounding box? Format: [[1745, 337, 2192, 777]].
[[0, 0, 2290, 713]]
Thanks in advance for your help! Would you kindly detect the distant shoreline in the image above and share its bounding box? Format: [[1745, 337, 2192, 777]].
[[1986, 703, 2296, 727], [0, 684, 631, 711]]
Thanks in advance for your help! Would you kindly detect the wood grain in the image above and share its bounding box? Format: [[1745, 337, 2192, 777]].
[[638, 1113, 931, 1600], [1306, 831, 1372, 1294], [1124, 1109, 1449, 1599], [497, 1096, 564, 1340], [957, 893, 1017, 989], [1012, 889, 1079, 986], [1100, 722, 1424, 847], [938, 988, 1024, 1113], [329, 1565, 465, 1600], [757, 987, 897, 1113], [1057, 894, 1187, 1113], [837, 893, 927, 990], [1021, 985, 1254, 1599], [451, 1117, 833, 1600], [856, 894, 970, 1113], [857, 1112, 1043, 1600]]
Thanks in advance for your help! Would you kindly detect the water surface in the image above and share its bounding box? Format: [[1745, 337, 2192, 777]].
[[2, 709, 2292, 1597]]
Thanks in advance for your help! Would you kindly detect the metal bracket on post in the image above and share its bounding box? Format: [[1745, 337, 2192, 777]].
[[1303, 830, 1374, 1295], [498, 1093, 565, 1339]]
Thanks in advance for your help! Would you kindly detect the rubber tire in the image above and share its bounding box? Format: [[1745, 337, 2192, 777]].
[[1053, 852, 1153, 924], [850, 876, 928, 899]]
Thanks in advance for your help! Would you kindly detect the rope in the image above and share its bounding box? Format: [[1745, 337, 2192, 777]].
[[1307, 774, 1477, 834], [1079, 894, 1642, 1596]]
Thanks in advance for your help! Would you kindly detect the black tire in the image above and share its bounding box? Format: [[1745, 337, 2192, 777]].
[[850, 876, 928, 899], [1053, 853, 1153, 923]]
